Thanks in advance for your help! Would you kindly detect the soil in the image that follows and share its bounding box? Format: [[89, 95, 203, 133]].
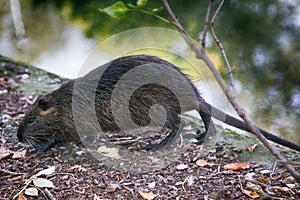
[[0, 61, 299, 200]]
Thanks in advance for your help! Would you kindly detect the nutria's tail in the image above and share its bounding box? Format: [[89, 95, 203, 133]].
[[201, 101, 300, 152]]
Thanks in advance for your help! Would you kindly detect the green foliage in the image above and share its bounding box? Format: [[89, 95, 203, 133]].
[[99, 1, 129, 19], [99, 0, 169, 23]]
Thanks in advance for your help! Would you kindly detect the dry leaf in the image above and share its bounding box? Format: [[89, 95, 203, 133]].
[[148, 182, 156, 189], [257, 177, 268, 184], [196, 159, 208, 167], [0, 146, 11, 160], [138, 191, 158, 200], [97, 146, 121, 159], [196, 159, 217, 167], [94, 194, 101, 200], [248, 144, 257, 153], [259, 169, 271, 174], [24, 187, 38, 196], [241, 188, 260, 199], [17, 194, 27, 200], [207, 162, 217, 167], [12, 149, 27, 159], [286, 184, 295, 189], [33, 178, 55, 188], [70, 165, 87, 172], [33, 166, 55, 177], [269, 186, 289, 194], [224, 162, 250, 171], [176, 164, 188, 170], [106, 183, 120, 192]]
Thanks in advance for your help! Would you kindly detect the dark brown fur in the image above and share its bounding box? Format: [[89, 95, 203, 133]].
[[17, 55, 300, 152], [17, 55, 215, 150]]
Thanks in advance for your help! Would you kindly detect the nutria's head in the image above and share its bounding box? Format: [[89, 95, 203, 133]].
[[17, 81, 77, 150]]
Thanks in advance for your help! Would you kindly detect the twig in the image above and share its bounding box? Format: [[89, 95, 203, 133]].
[[201, 0, 213, 48], [9, 0, 26, 40], [44, 188, 55, 200], [161, 0, 300, 182], [210, 0, 238, 101], [0, 168, 24, 175]]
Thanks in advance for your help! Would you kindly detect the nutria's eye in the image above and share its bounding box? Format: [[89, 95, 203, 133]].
[[27, 116, 35, 123], [38, 99, 51, 111]]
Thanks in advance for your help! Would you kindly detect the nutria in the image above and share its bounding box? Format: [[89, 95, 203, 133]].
[[17, 55, 300, 151]]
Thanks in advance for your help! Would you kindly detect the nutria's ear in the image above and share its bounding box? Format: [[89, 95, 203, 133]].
[[38, 98, 51, 111]]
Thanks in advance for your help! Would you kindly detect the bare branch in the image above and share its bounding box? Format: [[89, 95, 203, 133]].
[[162, 0, 204, 58], [201, 0, 213, 48], [162, 0, 300, 182], [210, 0, 238, 101]]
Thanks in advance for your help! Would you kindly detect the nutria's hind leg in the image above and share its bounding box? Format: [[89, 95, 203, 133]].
[[196, 110, 216, 144], [141, 114, 184, 151]]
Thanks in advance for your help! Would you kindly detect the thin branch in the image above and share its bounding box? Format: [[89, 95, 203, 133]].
[[161, 0, 300, 182], [162, 1, 204, 57], [201, 0, 213, 48], [210, 0, 238, 101]]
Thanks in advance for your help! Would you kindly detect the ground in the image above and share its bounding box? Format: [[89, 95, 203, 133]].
[[0, 57, 299, 199]]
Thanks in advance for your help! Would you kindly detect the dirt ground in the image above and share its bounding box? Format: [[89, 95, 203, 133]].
[[1, 61, 300, 199]]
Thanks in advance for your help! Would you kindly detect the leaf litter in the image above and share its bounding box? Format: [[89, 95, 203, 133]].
[[1, 61, 300, 199]]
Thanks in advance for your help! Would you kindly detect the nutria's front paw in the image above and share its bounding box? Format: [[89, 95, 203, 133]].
[[195, 130, 207, 144], [34, 138, 56, 151]]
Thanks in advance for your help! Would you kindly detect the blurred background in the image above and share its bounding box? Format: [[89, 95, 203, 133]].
[[1, 0, 299, 144]]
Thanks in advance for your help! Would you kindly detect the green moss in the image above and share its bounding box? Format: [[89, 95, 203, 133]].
[[19, 68, 62, 95]]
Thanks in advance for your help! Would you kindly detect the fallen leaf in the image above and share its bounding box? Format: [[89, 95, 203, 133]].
[[24, 187, 38, 196], [138, 191, 158, 200], [186, 175, 195, 187], [259, 169, 271, 174], [33, 178, 54, 188], [17, 194, 27, 200], [248, 144, 257, 153], [244, 172, 255, 181], [12, 149, 27, 159], [224, 162, 250, 171], [196, 159, 217, 167], [241, 188, 260, 199], [0, 147, 11, 160], [176, 164, 188, 170], [97, 146, 121, 159], [106, 183, 120, 192], [269, 186, 289, 194], [94, 194, 101, 200], [33, 166, 55, 177], [286, 184, 295, 189], [0, 137, 7, 145], [196, 159, 208, 167], [148, 182, 156, 189], [70, 165, 87, 172]]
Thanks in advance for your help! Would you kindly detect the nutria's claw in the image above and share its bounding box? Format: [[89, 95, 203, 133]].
[[195, 130, 207, 144]]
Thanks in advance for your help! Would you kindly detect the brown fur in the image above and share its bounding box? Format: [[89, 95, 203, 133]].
[[17, 55, 215, 150]]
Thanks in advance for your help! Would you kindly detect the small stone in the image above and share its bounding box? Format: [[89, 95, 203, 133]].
[[232, 147, 242, 153], [75, 150, 85, 156], [21, 74, 30, 79]]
